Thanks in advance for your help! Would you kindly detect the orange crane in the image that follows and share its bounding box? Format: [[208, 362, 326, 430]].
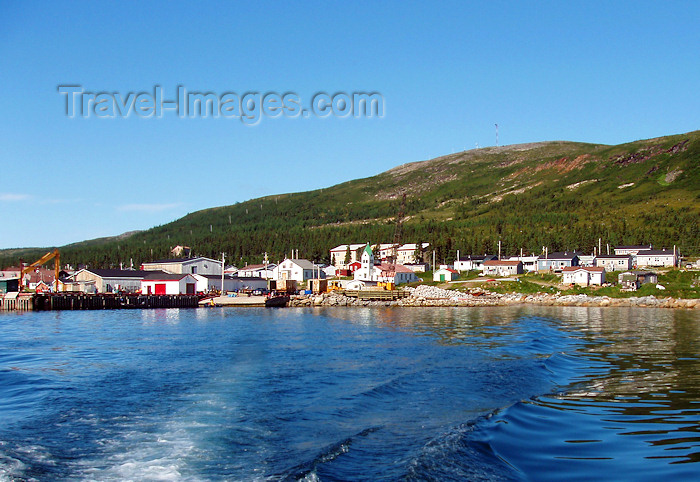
[[20, 248, 61, 292]]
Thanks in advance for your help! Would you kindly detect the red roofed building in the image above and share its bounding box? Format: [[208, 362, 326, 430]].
[[377, 263, 419, 284], [434, 267, 459, 282]]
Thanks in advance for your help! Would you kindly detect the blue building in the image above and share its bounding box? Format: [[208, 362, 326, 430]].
[[537, 252, 580, 272]]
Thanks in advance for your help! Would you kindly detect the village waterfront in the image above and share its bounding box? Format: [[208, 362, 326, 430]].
[[1, 305, 699, 480]]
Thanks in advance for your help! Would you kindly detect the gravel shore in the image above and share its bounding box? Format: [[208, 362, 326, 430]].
[[288, 285, 700, 309]]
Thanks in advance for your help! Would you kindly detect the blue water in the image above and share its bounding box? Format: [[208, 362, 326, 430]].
[[0, 306, 699, 481]]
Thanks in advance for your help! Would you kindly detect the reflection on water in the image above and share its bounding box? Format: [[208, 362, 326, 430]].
[[0, 306, 698, 480]]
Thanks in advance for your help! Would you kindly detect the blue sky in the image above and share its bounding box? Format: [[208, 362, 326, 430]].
[[1, 1, 698, 249]]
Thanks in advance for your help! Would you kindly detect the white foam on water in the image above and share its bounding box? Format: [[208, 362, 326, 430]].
[[0, 442, 28, 482], [71, 367, 271, 481], [74, 417, 209, 482]]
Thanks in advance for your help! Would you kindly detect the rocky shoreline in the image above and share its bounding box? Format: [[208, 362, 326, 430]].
[[288, 285, 700, 309]]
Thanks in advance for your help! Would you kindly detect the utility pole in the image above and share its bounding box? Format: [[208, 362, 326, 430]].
[[498, 240, 502, 260], [495, 123, 499, 147], [221, 252, 225, 295]]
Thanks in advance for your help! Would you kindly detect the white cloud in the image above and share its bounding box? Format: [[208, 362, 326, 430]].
[[0, 193, 31, 201], [117, 203, 183, 212]]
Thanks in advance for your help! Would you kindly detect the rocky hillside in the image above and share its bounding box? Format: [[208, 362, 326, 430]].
[[2, 130, 699, 268]]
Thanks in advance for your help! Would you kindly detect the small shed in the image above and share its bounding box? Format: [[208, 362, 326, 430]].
[[434, 267, 459, 282], [141, 273, 197, 295], [618, 271, 658, 291]]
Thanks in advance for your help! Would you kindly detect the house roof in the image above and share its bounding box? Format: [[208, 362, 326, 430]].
[[80, 268, 157, 279], [143, 257, 221, 265], [330, 244, 366, 252], [397, 243, 429, 251], [458, 255, 496, 262], [142, 273, 193, 281], [282, 258, 317, 270], [483, 260, 522, 266], [436, 268, 459, 274], [239, 264, 275, 271], [540, 252, 579, 260], [378, 263, 415, 273], [194, 274, 239, 280], [562, 266, 605, 272], [636, 250, 676, 256], [595, 254, 631, 260], [616, 245, 653, 250]]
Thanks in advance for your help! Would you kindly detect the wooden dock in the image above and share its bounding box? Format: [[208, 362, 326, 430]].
[[343, 290, 410, 301], [1, 293, 200, 311]]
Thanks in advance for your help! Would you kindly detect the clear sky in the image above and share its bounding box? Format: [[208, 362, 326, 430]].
[[1, 1, 698, 249]]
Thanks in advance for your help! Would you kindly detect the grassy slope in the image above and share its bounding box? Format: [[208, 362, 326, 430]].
[[2, 130, 699, 269]]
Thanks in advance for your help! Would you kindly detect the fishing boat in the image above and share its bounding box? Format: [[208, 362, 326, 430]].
[[265, 294, 289, 307]]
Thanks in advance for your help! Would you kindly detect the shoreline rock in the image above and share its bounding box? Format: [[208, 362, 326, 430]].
[[287, 287, 700, 309]]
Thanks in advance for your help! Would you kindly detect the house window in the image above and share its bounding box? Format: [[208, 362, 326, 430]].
[[191, 266, 197, 274]]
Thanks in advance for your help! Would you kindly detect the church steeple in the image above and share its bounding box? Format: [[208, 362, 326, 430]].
[[361, 243, 374, 268]]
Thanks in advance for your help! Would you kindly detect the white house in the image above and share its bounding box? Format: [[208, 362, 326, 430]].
[[434, 267, 459, 282], [396, 243, 429, 265], [505, 255, 539, 272], [614, 245, 653, 256], [594, 255, 633, 271], [482, 260, 524, 277], [141, 273, 198, 295], [273, 258, 325, 282], [636, 249, 678, 267], [562, 266, 605, 286], [237, 263, 276, 278], [329, 244, 368, 267], [454, 255, 498, 272], [141, 257, 223, 276]]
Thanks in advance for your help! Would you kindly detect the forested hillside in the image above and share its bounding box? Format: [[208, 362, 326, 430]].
[[2, 130, 699, 269]]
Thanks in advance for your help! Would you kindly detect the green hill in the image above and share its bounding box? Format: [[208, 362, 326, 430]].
[[3, 130, 699, 269]]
